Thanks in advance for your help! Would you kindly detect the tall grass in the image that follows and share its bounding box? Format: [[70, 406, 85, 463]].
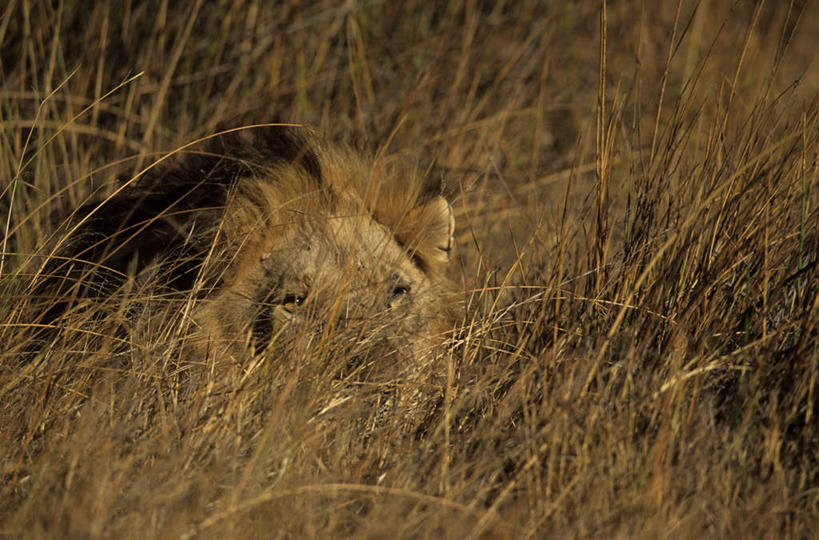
[[2, 1, 818, 537]]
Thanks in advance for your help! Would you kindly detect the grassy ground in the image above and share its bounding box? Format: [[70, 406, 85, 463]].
[[2, 1, 818, 537]]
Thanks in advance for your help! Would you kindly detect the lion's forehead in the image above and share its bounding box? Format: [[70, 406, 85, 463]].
[[255, 213, 426, 288]]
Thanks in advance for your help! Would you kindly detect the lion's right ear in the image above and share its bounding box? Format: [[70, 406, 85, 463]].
[[409, 195, 455, 269], [429, 196, 455, 264]]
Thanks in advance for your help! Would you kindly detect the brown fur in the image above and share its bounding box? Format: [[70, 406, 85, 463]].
[[37, 126, 458, 365]]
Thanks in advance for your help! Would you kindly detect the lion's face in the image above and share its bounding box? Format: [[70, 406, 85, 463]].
[[195, 190, 457, 367]]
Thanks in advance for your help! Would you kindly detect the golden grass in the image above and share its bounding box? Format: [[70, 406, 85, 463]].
[[2, 1, 818, 537]]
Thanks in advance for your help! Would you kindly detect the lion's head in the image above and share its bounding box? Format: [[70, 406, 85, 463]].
[[38, 126, 458, 369]]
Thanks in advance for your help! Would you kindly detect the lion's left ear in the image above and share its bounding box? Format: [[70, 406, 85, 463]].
[[420, 196, 455, 266]]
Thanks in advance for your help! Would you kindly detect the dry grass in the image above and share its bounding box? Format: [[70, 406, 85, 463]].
[[2, 1, 818, 537]]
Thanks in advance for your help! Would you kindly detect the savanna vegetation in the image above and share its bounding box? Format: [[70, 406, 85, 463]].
[[1, 1, 817, 537]]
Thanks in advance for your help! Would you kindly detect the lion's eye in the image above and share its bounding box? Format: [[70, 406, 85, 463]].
[[388, 273, 412, 304], [392, 284, 410, 298], [281, 293, 305, 313], [390, 284, 411, 302]]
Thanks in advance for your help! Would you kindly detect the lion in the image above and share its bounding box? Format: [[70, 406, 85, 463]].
[[34, 125, 459, 369]]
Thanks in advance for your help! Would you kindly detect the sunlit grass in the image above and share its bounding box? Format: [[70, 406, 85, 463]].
[[1, 1, 817, 537]]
